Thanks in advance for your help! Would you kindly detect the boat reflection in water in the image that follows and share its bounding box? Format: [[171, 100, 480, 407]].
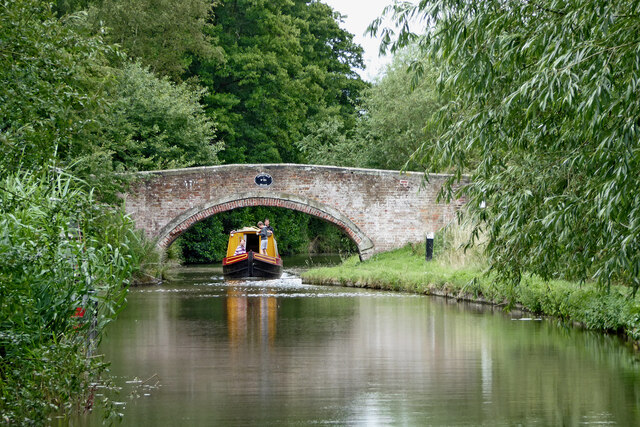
[[226, 284, 278, 347], [222, 227, 283, 279]]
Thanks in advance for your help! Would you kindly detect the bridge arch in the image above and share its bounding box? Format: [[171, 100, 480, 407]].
[[156, 191, 375, 260]]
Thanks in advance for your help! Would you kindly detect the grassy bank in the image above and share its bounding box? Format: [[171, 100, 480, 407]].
[[301, 244, 640, 344]]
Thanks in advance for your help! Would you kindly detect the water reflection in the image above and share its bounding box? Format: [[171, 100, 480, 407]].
[[226, 285, 277, 347], [78, 265, 640, 426]]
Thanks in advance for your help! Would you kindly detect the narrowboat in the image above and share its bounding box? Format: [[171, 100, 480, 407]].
[[222, 226, 283, 279]]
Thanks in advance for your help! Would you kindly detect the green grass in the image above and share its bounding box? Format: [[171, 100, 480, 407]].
[[302, 244, 640, 343]]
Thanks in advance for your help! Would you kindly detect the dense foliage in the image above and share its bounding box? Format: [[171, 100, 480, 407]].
[[87, 0, 220, 80], [298, 48, 445, 171], [0, 0, 219, 421], [1, 1, 220, 190], [188, 0, 368, 163], [103, 63, 221, 172], [0, 169, 140, 423], [0, 0, 115, 173], [375, 0, 640, 294]]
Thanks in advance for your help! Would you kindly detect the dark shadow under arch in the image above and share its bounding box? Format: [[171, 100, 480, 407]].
[[155, 192, 374, 260]]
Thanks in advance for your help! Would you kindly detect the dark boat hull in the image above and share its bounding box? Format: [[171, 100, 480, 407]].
[[223, 251, 283, 279]]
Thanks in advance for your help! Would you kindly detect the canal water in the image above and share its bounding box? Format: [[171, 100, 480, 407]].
[[82, 256, 640, 425]]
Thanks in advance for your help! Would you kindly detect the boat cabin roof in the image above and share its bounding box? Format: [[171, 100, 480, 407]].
[[230, 226, 260, 235]]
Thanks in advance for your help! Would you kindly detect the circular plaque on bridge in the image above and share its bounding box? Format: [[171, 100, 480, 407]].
[[255, 173, 273, 187]]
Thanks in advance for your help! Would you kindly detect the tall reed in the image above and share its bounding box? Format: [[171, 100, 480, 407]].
[[0, 168, 139, 423], [433, 220, 487, 270]]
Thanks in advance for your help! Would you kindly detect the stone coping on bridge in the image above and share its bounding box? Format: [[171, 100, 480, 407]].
[[130, 163, 460, 181]]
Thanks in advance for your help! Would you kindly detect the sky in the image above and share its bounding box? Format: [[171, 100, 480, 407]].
[[321, 0, 420, 81]]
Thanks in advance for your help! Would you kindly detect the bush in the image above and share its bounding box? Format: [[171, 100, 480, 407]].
[[0, 169, 138, 423]]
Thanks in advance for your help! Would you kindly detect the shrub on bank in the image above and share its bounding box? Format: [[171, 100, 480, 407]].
[[0, 170, 142, 423]]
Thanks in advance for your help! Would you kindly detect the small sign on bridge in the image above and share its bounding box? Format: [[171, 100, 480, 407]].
[[255, 173, 273, 187]]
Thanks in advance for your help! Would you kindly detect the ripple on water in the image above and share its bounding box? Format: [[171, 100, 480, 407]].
[[135, 272, 418, 299]]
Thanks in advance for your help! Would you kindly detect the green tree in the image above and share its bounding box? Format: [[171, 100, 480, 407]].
[[188, 0, 367, 164], [358, 50, 444, 171], [53, 0, 92, 16], [0, 0, 116, 172], [291, 0, 367, 129], [1, 2, 221, 180], [298, 48, 446, 171], [192, 0, 309, 163], [103, 62, 221, 172], [179, 215, 227, 263], [88, 0, 220, 80], [375, 0, 640, 294], [296, 113, 367, 167]]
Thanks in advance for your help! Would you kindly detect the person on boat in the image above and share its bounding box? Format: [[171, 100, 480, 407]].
[[257, 221, 272, 255], [264, 218, 274, 236], [234, 237, 246, 255], [265, 218, 279, 256]]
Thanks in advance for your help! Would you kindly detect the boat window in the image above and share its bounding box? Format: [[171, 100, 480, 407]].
[[245, 233, 259, 253]]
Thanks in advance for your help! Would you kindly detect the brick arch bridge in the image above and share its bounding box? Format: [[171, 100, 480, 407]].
[[123, 164, 465, 260]]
